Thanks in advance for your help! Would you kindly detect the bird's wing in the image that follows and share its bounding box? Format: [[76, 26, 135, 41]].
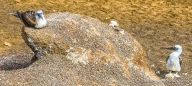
[[166, 56, 170, 64], [10, 11, 36, 27], [179, 57, 182, 66], [25, 11, 36, 21], [23, 11, 36, 27]]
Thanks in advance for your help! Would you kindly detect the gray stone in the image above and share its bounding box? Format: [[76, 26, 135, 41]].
[[20, 12, 164, 85]]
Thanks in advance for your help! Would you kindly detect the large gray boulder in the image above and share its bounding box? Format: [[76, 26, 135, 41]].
[[9, 12, 163, 85]]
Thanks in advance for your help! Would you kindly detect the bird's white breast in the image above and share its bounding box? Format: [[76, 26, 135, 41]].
[[35, 15, 47, 28], [166, 52, 181, 71]]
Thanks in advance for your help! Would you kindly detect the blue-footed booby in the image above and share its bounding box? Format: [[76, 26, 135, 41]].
[[165, 45, 182, 77], [10, 10, 47, 28]]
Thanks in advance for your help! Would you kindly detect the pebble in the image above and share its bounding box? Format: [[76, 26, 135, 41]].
[[155, 70, 160, 75], [165, 73, 175, 79], [182, 73, 187, 75], [4, 42, 12, 46]]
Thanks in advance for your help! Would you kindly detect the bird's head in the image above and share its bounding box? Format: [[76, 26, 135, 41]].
[[36, 10, 44, 20], [165, 45, 182, 51]]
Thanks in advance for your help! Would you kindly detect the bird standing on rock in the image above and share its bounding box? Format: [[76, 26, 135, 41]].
[[10, 9, 47, 29], [165, 45, 182, 78]]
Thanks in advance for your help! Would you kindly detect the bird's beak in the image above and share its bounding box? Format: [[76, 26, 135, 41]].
[[165, 46, 177, 50], [37, 13, 43, 20]]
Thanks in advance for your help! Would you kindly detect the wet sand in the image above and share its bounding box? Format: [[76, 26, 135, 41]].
[[0, 0, 192, 85]]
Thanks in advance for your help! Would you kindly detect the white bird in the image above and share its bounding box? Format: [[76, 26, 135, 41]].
[[10, 9, 47, 29], [165, 45, 182, 77]]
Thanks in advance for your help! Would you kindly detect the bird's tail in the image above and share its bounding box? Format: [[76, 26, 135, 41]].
[[10, 11, 23, 20], [9, 13, 17, 16], [10, 11, 30, 26]]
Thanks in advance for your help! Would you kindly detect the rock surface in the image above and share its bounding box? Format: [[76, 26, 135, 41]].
[[0, 0, 192, 85], [20, 12, 164, 85], [0, 54, 33, 70]]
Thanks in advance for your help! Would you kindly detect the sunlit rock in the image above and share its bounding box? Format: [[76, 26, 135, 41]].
[[21, 12, 164, 85]]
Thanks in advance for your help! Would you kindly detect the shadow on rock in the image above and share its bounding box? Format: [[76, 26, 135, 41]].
[[156, 71, 169, 78], [0, 54, 34, 70]]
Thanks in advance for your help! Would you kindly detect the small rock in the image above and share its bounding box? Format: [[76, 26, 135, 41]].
[[161, 79, 166, 82], [4, 42, 12, 47], [118, 30, 125, 35], [151, 64, 155, 67], [165, 73, 175, 79], [174, 74, 180, 78], [114, 29, 125, 35], [182, 73, 187, 75], [155, 70, 160, 75]]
